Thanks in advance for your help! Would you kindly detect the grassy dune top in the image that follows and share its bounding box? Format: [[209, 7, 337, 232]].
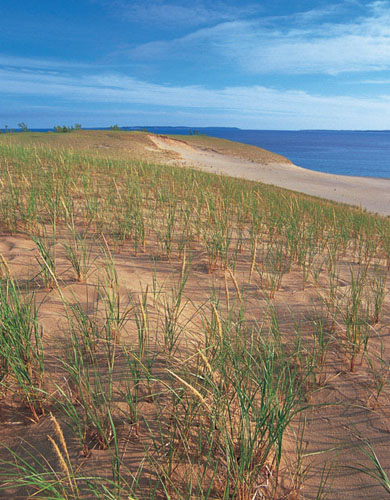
[[0, 129, 174, 163], [0, 134, 389, 499]]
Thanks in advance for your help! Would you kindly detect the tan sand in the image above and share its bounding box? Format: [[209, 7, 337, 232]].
[[149, 135, 390, 217], [1, 231, 389, 500]]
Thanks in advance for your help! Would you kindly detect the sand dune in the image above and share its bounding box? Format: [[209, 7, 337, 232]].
[[1, 132, 389, 499]]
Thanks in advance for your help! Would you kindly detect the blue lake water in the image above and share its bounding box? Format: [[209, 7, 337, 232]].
[[22, 127, 390, 179]]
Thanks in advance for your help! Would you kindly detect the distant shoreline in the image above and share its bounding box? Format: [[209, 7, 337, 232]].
[[4, 126, 390, 132]]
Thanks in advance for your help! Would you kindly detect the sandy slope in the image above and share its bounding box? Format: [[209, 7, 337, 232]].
[[1, 233, 389, 500], [150, 135, 390, 216]]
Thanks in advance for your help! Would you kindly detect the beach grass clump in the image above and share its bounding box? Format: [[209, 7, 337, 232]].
[[154, 307, 311, 499], [62, 217, 94, 283], [0, 278, 45, 421], [32, 228, 57, 290]]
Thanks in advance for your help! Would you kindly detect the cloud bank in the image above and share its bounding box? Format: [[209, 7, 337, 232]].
[[126, 1, 390, 75], [1, 61, 389, 129]]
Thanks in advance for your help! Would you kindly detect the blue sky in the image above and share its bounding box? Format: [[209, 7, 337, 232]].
[[1, 0, 390, 129]]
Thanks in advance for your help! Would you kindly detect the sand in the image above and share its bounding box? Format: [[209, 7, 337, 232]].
[[149, 135, 390, 217], [1, 231, 389, 500]]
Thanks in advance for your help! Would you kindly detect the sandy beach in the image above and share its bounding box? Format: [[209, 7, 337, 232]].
[[150, 135, 390, 216]]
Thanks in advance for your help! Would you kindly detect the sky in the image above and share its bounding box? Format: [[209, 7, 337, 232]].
[[1, 0, 390, 130]]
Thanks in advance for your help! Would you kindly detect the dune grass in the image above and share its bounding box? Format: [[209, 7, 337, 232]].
[[0, 135, 388, 498]]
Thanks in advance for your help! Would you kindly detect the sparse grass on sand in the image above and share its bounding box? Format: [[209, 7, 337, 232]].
[[0, 131, 389, 499]]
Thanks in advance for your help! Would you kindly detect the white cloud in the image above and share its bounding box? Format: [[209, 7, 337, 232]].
[[126, 1, 390, 75], [1, 65, 390, 129]]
